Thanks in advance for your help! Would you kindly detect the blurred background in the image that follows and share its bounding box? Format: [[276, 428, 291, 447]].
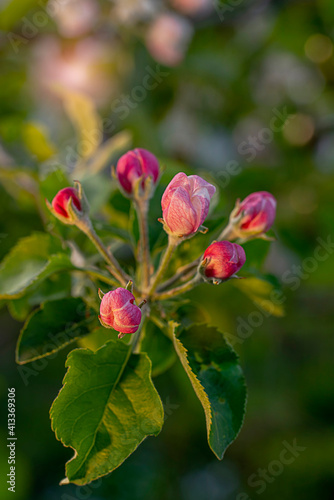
[[0, 0, 334, 499]]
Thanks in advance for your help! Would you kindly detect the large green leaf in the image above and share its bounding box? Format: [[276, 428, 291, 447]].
[[0, 233, 74, 299], [50, 341, 164, 485], [172, 323, 246, 459], [16, 298, 97, 364]]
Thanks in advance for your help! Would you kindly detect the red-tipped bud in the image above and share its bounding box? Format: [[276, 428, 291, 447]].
[[99, 288, 141, 336], [236, 191, 276, 236], [202, 241, 246, 281], [116, 148, 160, 196], [51, 187, 82, 219], [161, 172, 216, 237]]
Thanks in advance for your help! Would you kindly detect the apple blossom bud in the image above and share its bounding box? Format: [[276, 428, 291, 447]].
[[52, 187, 82, 218], [46, 182, 91, 227], [99, 288, 142, 336], [161, 172, 216, 237], [116, 148, 160, 196], [235, 191, 276, 236], [202, 241, 246, 282]]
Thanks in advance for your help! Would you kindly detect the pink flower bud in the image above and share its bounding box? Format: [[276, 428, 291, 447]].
[[116, 148, 160, 194], [161, 172, 216, 237], [99, 288, 141, 335], [51, 187, 82, 219], [202, 241, 246, 281], [236, 191, 276, 235]]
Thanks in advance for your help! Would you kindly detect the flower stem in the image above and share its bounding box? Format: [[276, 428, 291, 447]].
[[135, 199, 151, 291], [131, 311, 147, 354], [153, 274, 202, 301], [77, 219, 131, 287], [84, 269, 119, 287], [157, 221, 240, 292], [218, 222, 238, 241], [148, 235, 179, 296], [157, 259, 200, 292]]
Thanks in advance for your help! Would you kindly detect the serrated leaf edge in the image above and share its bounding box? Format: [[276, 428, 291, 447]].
[[16, 298, 96, 364], [172, 322, 248, 460], [173, 334, 213, 434], [50, 342, 164, 485]]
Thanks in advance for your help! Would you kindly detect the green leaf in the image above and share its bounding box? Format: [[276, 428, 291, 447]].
[[172, 322, 247, 459], [77, 327, 115, 352], [22, 121, 56, 162], [50, 341, 164, 485], [242, 239, 271, 270], [0, 167, 38, 204], [16, 298, 97, 364], [140, 321, 177, 377], [8, 273, 72, 321], [0, 233, 74, 299], [233, 275, 285, 318], [39, 169, 71, 202]]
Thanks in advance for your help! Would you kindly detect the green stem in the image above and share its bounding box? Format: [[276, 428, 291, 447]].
[[153, 274, 202, 301], [148, 235, 179, 296], [131, 311, 147, 354], [157, 221, 239, 293], [84, 269, 119, 287], [157, 259, 200, 292], [135, 199, 151, 291], [77, 219, 131, 287], [218, 222, 238, 241]]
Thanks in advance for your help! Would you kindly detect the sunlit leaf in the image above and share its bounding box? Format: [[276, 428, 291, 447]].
[[0, 0, 43, 30], [51, 341, 164, 485], [22, 121, 56, 162], [234, 276, 285, 317], [52, 85, 102, 161], [0, 233, 74, 299], [8, 273, 72, 321]]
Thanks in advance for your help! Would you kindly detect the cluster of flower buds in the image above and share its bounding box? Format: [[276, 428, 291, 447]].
[[46, 147, 276, 337]]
